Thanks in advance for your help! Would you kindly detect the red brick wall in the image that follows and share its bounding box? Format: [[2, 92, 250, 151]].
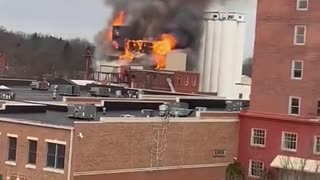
[[74, 166, 226, 180], [238, 112, 320, 179], [173, 71, 199, 93], [72, 119, 239, 177], [0, 119, 72, 180], [250, 0, 320, 117]]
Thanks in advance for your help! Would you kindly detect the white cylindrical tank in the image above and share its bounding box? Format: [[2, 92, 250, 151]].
[[209, 20, 222, 93], [203, 20, 215, 92], [218, 20, 238, 98], [233, 21, 246, 85], [198, 21, 208, 92]]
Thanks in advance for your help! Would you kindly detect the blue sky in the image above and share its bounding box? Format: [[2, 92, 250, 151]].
[[0, 0, 256, 58]]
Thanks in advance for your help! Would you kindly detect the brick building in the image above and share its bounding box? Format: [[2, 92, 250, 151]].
[[0, 87, 242, 180], [239, 0, 320, 179]]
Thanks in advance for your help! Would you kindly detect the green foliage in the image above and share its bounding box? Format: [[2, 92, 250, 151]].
[[0, 27, 94, 78], [225, 161, 245, 180]]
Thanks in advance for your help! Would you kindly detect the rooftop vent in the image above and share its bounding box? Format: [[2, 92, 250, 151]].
[[58, 85, 80, 97], [225, 101, 243, 112], [89, 87, 111, 97], [141, 109, 154, 117], [68, 104, 97, 120]]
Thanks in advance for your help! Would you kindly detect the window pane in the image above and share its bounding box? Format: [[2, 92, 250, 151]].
[[47, 155, 55, 167], [297, 27, 305, 35], [57, 144, 65, 157], [294, 70, 302, 78], [8, 137, 17, 161], [291, 107, 299, 114], [9, 137, 17, 149], [299, 1, 308, 9], [28, 153, 37, 164], [8, 149, 16, 161], [47, 143, 56, 155], [291, 98, 299, 106], [57, 157, 65, 169], [29, 140, 37, 153], [294, 62, 302, 70]]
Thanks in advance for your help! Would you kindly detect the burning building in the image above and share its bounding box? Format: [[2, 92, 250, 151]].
[[94, 0, 208, 71]]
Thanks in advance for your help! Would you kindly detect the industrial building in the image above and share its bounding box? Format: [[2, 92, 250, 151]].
[[198, 12, 250, 100], [0, 80, 246, 180], [238, 0, 320, 179]]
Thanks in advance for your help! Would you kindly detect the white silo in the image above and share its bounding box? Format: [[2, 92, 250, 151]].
[[234, 21, 246, 84], [202, 19, 215, 92], [217, 19, 238, 98], [209, 20, 222, 93]]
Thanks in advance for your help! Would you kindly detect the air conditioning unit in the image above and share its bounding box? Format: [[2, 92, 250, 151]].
[[68, 104, 97, 120], [225, 101, 243, 112], [89, 87, 111, 97], [30, 81, 50, 91], [58, 85, 80, 96], [141, 109, 154, 117]]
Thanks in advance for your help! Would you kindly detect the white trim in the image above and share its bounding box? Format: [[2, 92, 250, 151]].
[[0, 117, 73, 130], [296, 0, 309, 11], [250, 128, 266, 148], [43, 167, 65, 174], [291, 60, 304, 80], [27, 136, 39, 141], [78, 117, 239, 124], [67, 129, 74, 180], [248, 159, 264, 178], [313, 136, 320, 155], [5, 161, 16, 166], [288, 96, 301, 116], [281, 131, 298, 152], [7, 133, 18, 138], [45, 139, 67, 145], [74, 162, 230, 176], [25, 164, 37, 169], [294, 25, 306, 46]]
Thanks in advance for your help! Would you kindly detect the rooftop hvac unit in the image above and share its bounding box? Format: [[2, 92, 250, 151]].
[[30, 81, 50, 91], [89, 87, 111, 97], [195, 107, 208, 112], [68, 104, 97, 120], [225, 101, 243, 112], [141, 109, 154, 117], [159, 102, 193, 117], [0, 92, 15, 101], [58, 85, 80, 96]]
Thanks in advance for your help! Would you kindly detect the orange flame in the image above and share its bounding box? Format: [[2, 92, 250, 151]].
[[106, 11, 126, 42], [152, 34, 177, 69], [118, 34, 177, 69]]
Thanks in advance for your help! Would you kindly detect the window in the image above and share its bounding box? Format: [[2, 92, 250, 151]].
[[251, 129, 266, 147], [317, 100, 320, 116], [291, 60, 303, 79], [294, 25, 306, 45], [249, 160, 264, 178], [282, 132, 298, 152], [239, 93, 243, 99], [28, 140, 38, 165], [177, 76, 181, 85], [289, 96, 300, 115], [297, 0, 308, 10], [192, 77, 197, 87], [185, 77, 189, 86], [8, 137, 17, 162], [314, 136, 320, 154], [46, 143, 65, 169]]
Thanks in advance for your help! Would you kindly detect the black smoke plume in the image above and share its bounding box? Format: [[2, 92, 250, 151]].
[[95, 0, 212, 70]]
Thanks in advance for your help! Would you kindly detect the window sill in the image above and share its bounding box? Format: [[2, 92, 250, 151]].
[[5, 161, 16, 166], [43, 167, 64, 174], [250, 145, 266, 149], [25, 164, 36, 169], [282, 149, 297, 153]]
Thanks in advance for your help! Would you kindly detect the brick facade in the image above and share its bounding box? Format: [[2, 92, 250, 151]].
[[250, 0, 320, 117], [0, 119, 72, 180], [72, 118, 239, 179]]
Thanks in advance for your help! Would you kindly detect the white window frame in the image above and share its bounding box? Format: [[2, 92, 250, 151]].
[[296, 0, 309, 11], [250, 128, 266, 148], [314, 136, 320, 155], [294, 25, 307, 46], [281, 131, 298, 152], [291, 60, 303, 80], [248, 160, 265, 178], [289, 96, 301, 116]]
